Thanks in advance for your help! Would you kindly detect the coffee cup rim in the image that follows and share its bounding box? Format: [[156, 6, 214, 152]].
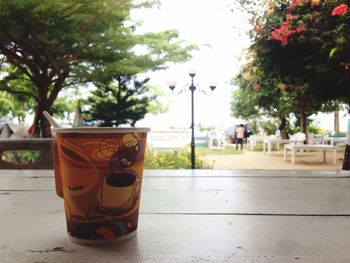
[[53, 127, 151, 133]]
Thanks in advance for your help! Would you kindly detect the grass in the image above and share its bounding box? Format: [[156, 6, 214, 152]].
[[195, 145, 244, 156], [251, 144, 264, 151]]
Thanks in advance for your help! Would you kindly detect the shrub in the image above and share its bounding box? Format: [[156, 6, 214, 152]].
[[307, 125, 325, 134], [144, 147, 212, 169], [259, 120, 278, 135], [2, 151, 41, 164]]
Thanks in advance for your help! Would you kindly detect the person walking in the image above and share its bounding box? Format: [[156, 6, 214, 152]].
[[235, 124, 245, 150]]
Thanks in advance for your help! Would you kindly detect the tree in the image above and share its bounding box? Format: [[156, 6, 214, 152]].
[[0, 0, 194, 137], [84, 27, 194, 127], [86, 76, 153, 127], [0, 65, 37, 122], [86, 80, 170, 127], [263, 0, 349, 102], [232, 0, 345, 136], [232, 62, 300, 138], [146, 85, 170, 115]]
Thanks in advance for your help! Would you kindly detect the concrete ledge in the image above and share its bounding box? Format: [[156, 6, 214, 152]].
[[0, 138, 54, 169]]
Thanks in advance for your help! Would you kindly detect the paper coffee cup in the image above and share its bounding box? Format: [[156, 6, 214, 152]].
[[53, 127, 150, 244]]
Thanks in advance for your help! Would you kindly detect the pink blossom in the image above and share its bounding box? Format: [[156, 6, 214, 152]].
[[332, 4, 348, 16], [286, 13, 297, 21], [271, 22, 302, 44], [295, 25, 303, 33], [289, 0, 309, 9], [252, 82, 261, 90]]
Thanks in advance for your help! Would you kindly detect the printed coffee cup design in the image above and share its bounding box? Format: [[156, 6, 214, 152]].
[[100, 171, 137, 211], [54, 128, 149, 244]]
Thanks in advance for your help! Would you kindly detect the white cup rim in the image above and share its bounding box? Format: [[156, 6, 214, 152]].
[[53, 127, 150, 133]]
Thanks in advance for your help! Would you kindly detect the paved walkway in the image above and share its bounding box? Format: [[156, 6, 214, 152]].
[[202, 148, 345, 170]]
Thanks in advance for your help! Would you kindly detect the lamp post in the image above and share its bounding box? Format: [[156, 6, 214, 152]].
[[168, 70, 216, 169]]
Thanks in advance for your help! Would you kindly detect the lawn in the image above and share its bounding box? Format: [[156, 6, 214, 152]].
[[196, 145, 245, 156]]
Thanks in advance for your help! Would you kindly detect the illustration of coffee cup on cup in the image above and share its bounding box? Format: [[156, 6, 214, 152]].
[[99, 133, 142, 214], [100, 171, 137, 212]]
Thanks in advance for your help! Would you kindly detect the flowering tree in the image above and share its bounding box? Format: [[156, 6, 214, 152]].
[[232, 0, 349, 136], [267, 0, 349, 102]]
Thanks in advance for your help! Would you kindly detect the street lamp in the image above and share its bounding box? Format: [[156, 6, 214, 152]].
[[168, 69, 216, 169]]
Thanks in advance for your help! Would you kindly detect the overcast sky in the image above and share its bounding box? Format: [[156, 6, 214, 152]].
[[134, 0, 348, 132], [134, 0, 251, 130]]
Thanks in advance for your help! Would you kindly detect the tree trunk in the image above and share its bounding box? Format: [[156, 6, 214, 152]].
[[299, 100, 308, 141], [31, 71, 66, 138], [33, 101, 53, 138], [298, 95, 308, 134], [278, 117, 288, 139], [334, 111, 339, 133]]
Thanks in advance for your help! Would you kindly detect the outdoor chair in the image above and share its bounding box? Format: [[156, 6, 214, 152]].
[[208, 130, 225, 150]]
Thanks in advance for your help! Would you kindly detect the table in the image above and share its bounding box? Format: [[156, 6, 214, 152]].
[[263, 138, 305, 155], [2, 169, 350, 262], [284, 144, 337, 164]]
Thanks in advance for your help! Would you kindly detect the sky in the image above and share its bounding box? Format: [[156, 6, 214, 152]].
[[134, 0, 348, 132], [133, 0, 251, 130]]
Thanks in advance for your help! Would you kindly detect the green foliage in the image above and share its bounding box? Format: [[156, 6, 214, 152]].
[[0, 0, 195, 136], [51, 96, 77, 120], [259, 119, 278, 135], [146, 85, 170, 115], [246, 118, 260, 135], [86, 76, 152, 127], [0, 66, 37, 121], [144, 147, 212, 169], [251, 0, 349, 102], [232, 0, 348, 135], [2, 151, 41, 164], [307, 125, 324, 135]]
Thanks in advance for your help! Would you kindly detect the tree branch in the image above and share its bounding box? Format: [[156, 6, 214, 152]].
[[0, 45, 32, 77], [47, 70, 69, 107], [44, 46, 63, 79]]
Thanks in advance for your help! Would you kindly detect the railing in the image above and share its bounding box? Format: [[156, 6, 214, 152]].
[[0, 138, 54, 169]]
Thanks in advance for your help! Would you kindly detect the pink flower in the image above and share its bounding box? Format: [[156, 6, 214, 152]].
[[289, 0, 308, 9], [271, 29, 288, 44], [252, 82, 261, 90], [271, 23, 297, 44], [295, 25, 303, 33], [332, 4, 348, 16], [286, 13, 297, 21]]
